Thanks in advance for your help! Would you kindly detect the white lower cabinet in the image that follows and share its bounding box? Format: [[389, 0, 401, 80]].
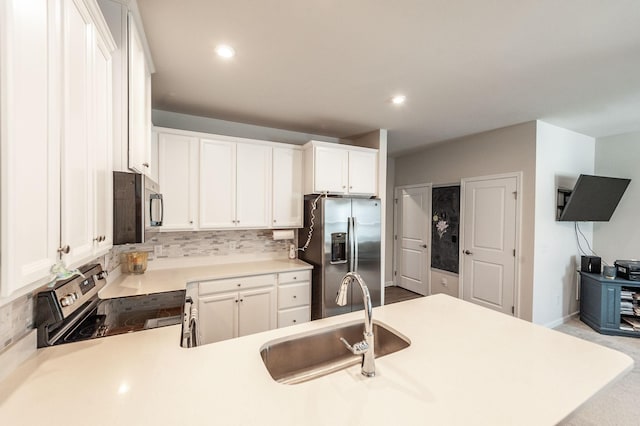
[[197, 274, 276, 345], [277, 270, 311, 328], [198, 292, 238, 344]]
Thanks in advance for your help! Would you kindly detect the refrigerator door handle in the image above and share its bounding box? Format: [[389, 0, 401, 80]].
[[348, 217, 354, 272], [353, 216, 359, 272]]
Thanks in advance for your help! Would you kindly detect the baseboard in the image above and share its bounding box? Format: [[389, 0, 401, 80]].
[[385, 281, 395, 287], [547, 311, 580, 329]]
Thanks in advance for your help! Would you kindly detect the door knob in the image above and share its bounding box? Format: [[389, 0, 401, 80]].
[[420, 244, 427, 248], [464, 250, 473, 255]]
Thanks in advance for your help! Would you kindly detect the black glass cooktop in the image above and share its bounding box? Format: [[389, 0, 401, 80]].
[[59, 290, 185, 344]]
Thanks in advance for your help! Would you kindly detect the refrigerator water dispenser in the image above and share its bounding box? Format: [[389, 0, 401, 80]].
[[331, 233, 347, 263]]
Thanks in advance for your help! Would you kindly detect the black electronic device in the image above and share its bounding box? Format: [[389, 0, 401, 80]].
[[557, 175, 631, 222], [581, 255, 602, 274], [614, 260, 640, 281]]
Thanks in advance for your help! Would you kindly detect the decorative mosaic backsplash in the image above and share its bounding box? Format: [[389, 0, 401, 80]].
[[0, 293, 34, 353], [107, 229, 294, 272]]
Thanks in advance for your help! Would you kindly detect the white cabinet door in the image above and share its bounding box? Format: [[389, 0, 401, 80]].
[[92, 31, 113, 254], [272, 148, 302, 227], [236, 143, 272, 228], [127, 14, 151, 175], [0, 0, 60, 296], [348, 150, 378, 195], [60, 0, 95, 266], [238, 287, 276, 337], [314, 146, 348, 194], [150, 130, 159, 183], [199, 139, 236, 229], [158, 133, 198, 230], [198, 292, 238, 345]]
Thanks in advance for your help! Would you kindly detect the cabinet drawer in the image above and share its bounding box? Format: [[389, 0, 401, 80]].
[[278, 270, 311, 284], [278, 282, 310, 309], [199, 273, 276, 295], [278, 306, 310, 328]]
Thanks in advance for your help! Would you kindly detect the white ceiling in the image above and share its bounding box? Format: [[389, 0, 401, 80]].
[[137, 0, 640, 155]]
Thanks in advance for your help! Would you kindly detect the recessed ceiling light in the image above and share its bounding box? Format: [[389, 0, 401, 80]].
[[215, 44, 235, 59], [391, 95, 406, 105]]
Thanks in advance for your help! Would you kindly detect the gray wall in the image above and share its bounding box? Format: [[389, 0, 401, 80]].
[[594, 131, 640, 263], [392, 121, 537, 321], [533, 121, 594, 326]]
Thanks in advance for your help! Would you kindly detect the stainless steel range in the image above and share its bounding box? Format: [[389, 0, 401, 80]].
[[35, 264, 184, 347]]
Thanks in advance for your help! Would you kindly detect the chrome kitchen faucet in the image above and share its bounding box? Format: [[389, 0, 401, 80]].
[[335, 272, 375, 377]]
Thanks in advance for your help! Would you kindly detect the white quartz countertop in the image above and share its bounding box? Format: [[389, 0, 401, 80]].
[[99, 258, 312, 298], [0, 294, 632, 426]]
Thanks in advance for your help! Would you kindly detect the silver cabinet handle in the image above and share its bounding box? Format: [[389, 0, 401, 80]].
[[58, 245, 70, 254], [142, 163, 149, 168], [421, 244, 427, 248], [464, 250, 473, 255]]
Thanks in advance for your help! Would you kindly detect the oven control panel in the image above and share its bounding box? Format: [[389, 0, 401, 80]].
[[51, 264, 107, 319]]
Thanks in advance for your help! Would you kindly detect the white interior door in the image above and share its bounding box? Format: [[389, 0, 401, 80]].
[[395, 186, 431, 295], [461, 175, 517, 315]]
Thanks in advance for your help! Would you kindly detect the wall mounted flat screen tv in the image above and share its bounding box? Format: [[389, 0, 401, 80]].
[[557, 174, 631, 222]]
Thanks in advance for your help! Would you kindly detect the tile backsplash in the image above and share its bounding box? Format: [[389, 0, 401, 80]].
[[0, 293, 34, 353], [107, 229, 295, 272]]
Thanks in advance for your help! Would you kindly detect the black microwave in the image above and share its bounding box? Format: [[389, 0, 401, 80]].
[[113, 171, 163, 244]]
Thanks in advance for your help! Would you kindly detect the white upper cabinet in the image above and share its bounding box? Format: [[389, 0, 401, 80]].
[[347, 149, 378, 195], [156, 128, 302, 231], [127, 14, 152, 175], [60, 0, 97, 266], [97, 0, 154, 176], [93, 29, 114, 254], [158, 133, 198, 230], [200, 139, 236, 228], [1, 0, 60, 296], [272, 147, 303, 227], [304, 141, 378, 196], [199, 139, 272, 229], [1, 0, 115, 297], [236, 143, 272, 228], [313, 146, 349, 194]]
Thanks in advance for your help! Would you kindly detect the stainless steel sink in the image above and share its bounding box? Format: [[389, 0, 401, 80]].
[[259, 320, 410, 384]]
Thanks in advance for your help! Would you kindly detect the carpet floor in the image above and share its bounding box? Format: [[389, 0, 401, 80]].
[[555, 318, 640, 425]]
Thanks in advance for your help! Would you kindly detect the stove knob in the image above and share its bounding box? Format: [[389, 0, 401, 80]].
[[60, 294, 76, 307]]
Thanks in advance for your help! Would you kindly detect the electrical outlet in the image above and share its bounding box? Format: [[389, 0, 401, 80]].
[[229, 241, 237, 250], [289, 244, 296, 259], [154, 245, 162, 257]]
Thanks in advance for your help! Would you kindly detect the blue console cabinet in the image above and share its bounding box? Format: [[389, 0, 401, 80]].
[[580, 272, 640, 337]]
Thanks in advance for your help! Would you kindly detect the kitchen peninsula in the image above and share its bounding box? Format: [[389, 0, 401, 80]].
[[0, 294, 632, 425]]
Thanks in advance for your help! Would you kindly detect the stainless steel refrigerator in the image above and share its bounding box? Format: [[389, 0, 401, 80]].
[[298, 196, 381, 320]]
